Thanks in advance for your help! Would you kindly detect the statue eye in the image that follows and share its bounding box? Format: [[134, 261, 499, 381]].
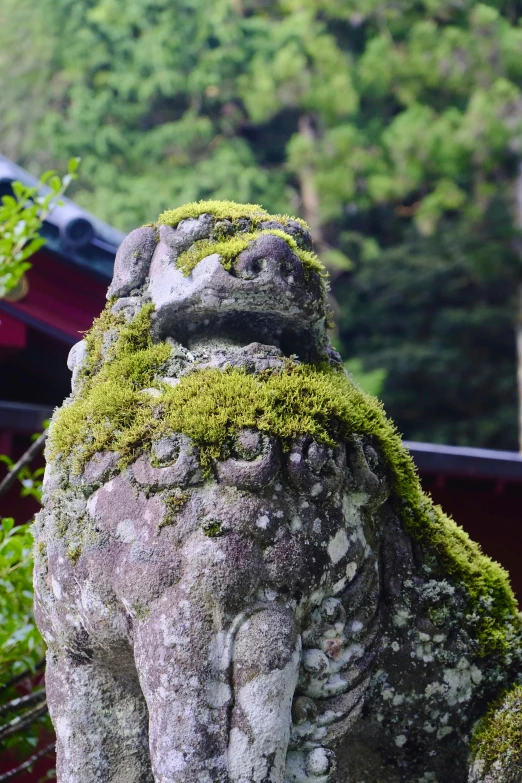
[[305, 441, 332, 474], [236, 256, 267, 279], [131, 434, 202, 488], [151, 435, 181, 466]]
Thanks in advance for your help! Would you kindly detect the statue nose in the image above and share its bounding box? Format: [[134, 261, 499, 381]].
[[234, 233, 305, 284], [266, 253, 304, 284]]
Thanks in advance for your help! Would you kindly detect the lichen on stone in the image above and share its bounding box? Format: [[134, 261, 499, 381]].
[[470, 685, 522, 777], [159, 488, 190, 528], [202, 519, 223, 537]]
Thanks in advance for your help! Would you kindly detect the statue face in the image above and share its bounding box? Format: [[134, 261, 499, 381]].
[[146, 224, 327, 361]]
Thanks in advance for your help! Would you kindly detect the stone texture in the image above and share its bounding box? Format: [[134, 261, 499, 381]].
[[35, 209, 522, 783], [107, 226, 158, 299]]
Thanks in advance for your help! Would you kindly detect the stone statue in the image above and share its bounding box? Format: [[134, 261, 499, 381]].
[[34, 201, 522, 783]]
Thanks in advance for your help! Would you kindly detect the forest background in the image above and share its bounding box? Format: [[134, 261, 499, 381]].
[[3, 0, 522, 450]]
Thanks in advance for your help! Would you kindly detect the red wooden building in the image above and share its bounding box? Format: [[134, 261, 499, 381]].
[[0, 155, 521, 780]]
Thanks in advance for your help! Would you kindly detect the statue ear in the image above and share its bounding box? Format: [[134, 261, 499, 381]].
[[107, 226, 158, 299]]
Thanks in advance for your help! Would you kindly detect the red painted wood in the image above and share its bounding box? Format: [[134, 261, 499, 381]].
[[424, 475, 522, 602], [0, 744, 55, 783], [0, 310, 26, 348], [5, 250, 107, 341], [0, 432, 12, 456]]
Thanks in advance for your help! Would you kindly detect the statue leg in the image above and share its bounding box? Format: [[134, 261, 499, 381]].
[[46, 650, 153, 783], [133, 590, 231, 783], [134, 598, 300, 783], [228, 606, 301, 783]]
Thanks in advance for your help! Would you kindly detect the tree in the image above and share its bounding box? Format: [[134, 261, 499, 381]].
[[339, 213, 521, 449], [1, 1, 522, 447]]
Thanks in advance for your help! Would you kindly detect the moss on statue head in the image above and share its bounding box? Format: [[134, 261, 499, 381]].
[[151, 199, 324, 279], [155, 199, 309, 231], [49, 302, 172, 471], [470, 685, 522, 775], [48, 303, 521, 661]]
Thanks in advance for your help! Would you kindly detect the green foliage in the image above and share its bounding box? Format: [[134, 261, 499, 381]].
[[338, 215, 521, 450], [0, 519, 43, 683], [0, 441, 49, 763], [0, 455, 45, 503], [0, 159, 79, 298], [4, 0, 521, 233], [344, 358, 386, 399], [48, 302, 519, 659], [470, 685, 522, 774]]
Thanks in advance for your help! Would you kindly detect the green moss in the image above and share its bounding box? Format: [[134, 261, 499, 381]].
[[176, 229, 325, 277], [151, 198, 323, 279], [156, 199, 308, 231], [132, 604, 151, 621], [49, 303, 171, 473], [48, 303, 520, 659], [159, 489, 189, 528], [470, 685, 522, 773], [66, 543, 82, 565], [202, 519, 223, 537]]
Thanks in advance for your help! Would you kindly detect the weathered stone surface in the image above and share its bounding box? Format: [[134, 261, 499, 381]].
[[35, 203, 522, 783], [107, 225, 158, 298], [159, 214, 215, 251]]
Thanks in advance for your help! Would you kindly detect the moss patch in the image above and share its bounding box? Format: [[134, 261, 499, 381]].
[[470, 685, 522, 774], [150, 198, 324, 280], [156, 199, 308, 230], [202, 519, 224, 537], [48, 303, 520, 659], [176, 229, 325, 277], [159, 489, 189, 529], [50, 303, 171, 472]]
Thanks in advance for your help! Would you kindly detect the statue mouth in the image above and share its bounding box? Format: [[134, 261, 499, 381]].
[[152, 307, 326, 362]]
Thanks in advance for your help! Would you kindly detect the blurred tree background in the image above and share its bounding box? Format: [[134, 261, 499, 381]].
[[1, 0, 522, 449]]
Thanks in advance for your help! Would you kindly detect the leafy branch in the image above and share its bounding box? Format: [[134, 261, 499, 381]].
[[0, 158, 80, 298], [0, 430, 48, 502]]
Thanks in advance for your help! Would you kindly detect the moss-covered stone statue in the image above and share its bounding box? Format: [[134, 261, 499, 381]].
[[34, 201, 522, 783]]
